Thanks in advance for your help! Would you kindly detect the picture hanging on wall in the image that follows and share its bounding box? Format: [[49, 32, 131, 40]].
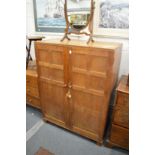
[[93, 0, 129, 38], [33, 0, 91, 33], [33, 0, 66, 32]]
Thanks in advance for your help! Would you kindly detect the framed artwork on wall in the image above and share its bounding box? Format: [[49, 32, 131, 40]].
[[33, 0, 66, 32], [33, 0, 129, 38], [33, 0, 91, 33], [93, 0, 129, 38]]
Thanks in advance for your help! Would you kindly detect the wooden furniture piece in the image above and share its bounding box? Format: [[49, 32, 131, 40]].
[[61, 0, 95, 44], [26, 36, 45, 69], [35, 39, 122, 145], [26, 61, 41, 109], [108, 75, 129, 149]]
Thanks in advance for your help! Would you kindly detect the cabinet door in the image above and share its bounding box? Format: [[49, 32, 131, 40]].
[[68, 47, 111, 136], [36, 44, 67, 125]]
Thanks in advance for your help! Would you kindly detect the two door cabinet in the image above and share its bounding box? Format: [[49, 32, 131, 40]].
[[35, 39, 122, 144]]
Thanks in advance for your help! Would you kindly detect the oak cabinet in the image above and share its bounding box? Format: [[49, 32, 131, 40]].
[[35, 39, 122, 144]]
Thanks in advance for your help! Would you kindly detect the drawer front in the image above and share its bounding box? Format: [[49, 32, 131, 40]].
[[117, 92, 129, 107], [26, 75, 38, 88], [113, 92, 129, 128], [26, 86, 39, 98], [110, 124, 129, 149], [26, 95, 40, 109]]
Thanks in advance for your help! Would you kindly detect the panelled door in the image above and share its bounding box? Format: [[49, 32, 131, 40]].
[[67, 46, 111, 137], [36, 44, 67, 125]]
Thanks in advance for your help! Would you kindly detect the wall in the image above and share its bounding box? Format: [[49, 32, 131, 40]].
[[26, 0, 129, 77]]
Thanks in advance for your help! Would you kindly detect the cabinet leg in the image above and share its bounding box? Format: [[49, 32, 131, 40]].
[[104, 142, 113, 148], [43, 117, 48, 123], [103, 139, 114, 148], [96, 140, 103, 146]]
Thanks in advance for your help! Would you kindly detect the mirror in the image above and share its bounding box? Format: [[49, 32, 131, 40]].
[[61, 0, 95, 44], [67, 0, 91, 30]]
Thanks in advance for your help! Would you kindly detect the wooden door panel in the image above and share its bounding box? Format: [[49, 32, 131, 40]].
[[38, 66, 64, 83], [70, 48, 108, 90], [37, 45, 65, 84], [37, 49, 52, 63], [88, 76, 106, 91], [36, 44, 67, 126], [72, 90, 104, 112], [70, 47, 109, 134], [90, 55, 108, 73], [40, 82, 65, 123], [71, 71, 107, 92], [71, 72, 86, 88], [37, 44, 64, 63], [71, 90, 103, 133], [71, 53, 87, 70], [72, 105, 100, 133], [51, 50, 63, 65]]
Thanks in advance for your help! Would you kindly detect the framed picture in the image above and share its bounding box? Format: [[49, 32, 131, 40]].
[[33, 0, 91, 33], [33, 0, 66, 32], [93, 0, 129, 38]]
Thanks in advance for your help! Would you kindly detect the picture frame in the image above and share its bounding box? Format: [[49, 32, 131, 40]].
[[93, 0, 129, 39], [33, 0, 91, 33], [33, 0, 129, 39], [33, 0, 66, 32]]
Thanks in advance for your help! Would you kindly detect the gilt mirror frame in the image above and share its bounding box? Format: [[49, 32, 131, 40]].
[[61, 0, 95, 44]]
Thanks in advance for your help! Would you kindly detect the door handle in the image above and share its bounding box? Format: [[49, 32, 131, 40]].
[[66, 82, 72, 99], [66, 91, 72, 99], [68, 82, 72, 89]]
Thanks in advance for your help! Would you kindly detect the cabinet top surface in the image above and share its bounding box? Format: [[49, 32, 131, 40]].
[[37, 39, 122, 50]]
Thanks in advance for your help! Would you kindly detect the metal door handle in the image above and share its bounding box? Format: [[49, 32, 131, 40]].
[[66, 92, 72, 99], [68, 82, 72, 88]]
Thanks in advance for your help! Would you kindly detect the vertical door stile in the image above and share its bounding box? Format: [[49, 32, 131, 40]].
[[85, 48, 91, 89], [67, 47, 74, 128], [63, 46, 69, 126], [68, 48, 73, 83], [63, 46, 69, 86]]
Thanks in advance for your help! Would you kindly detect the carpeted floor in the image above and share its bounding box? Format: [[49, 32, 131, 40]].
[[26, 106, 129, 155], [26, 106, 42, 131]]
